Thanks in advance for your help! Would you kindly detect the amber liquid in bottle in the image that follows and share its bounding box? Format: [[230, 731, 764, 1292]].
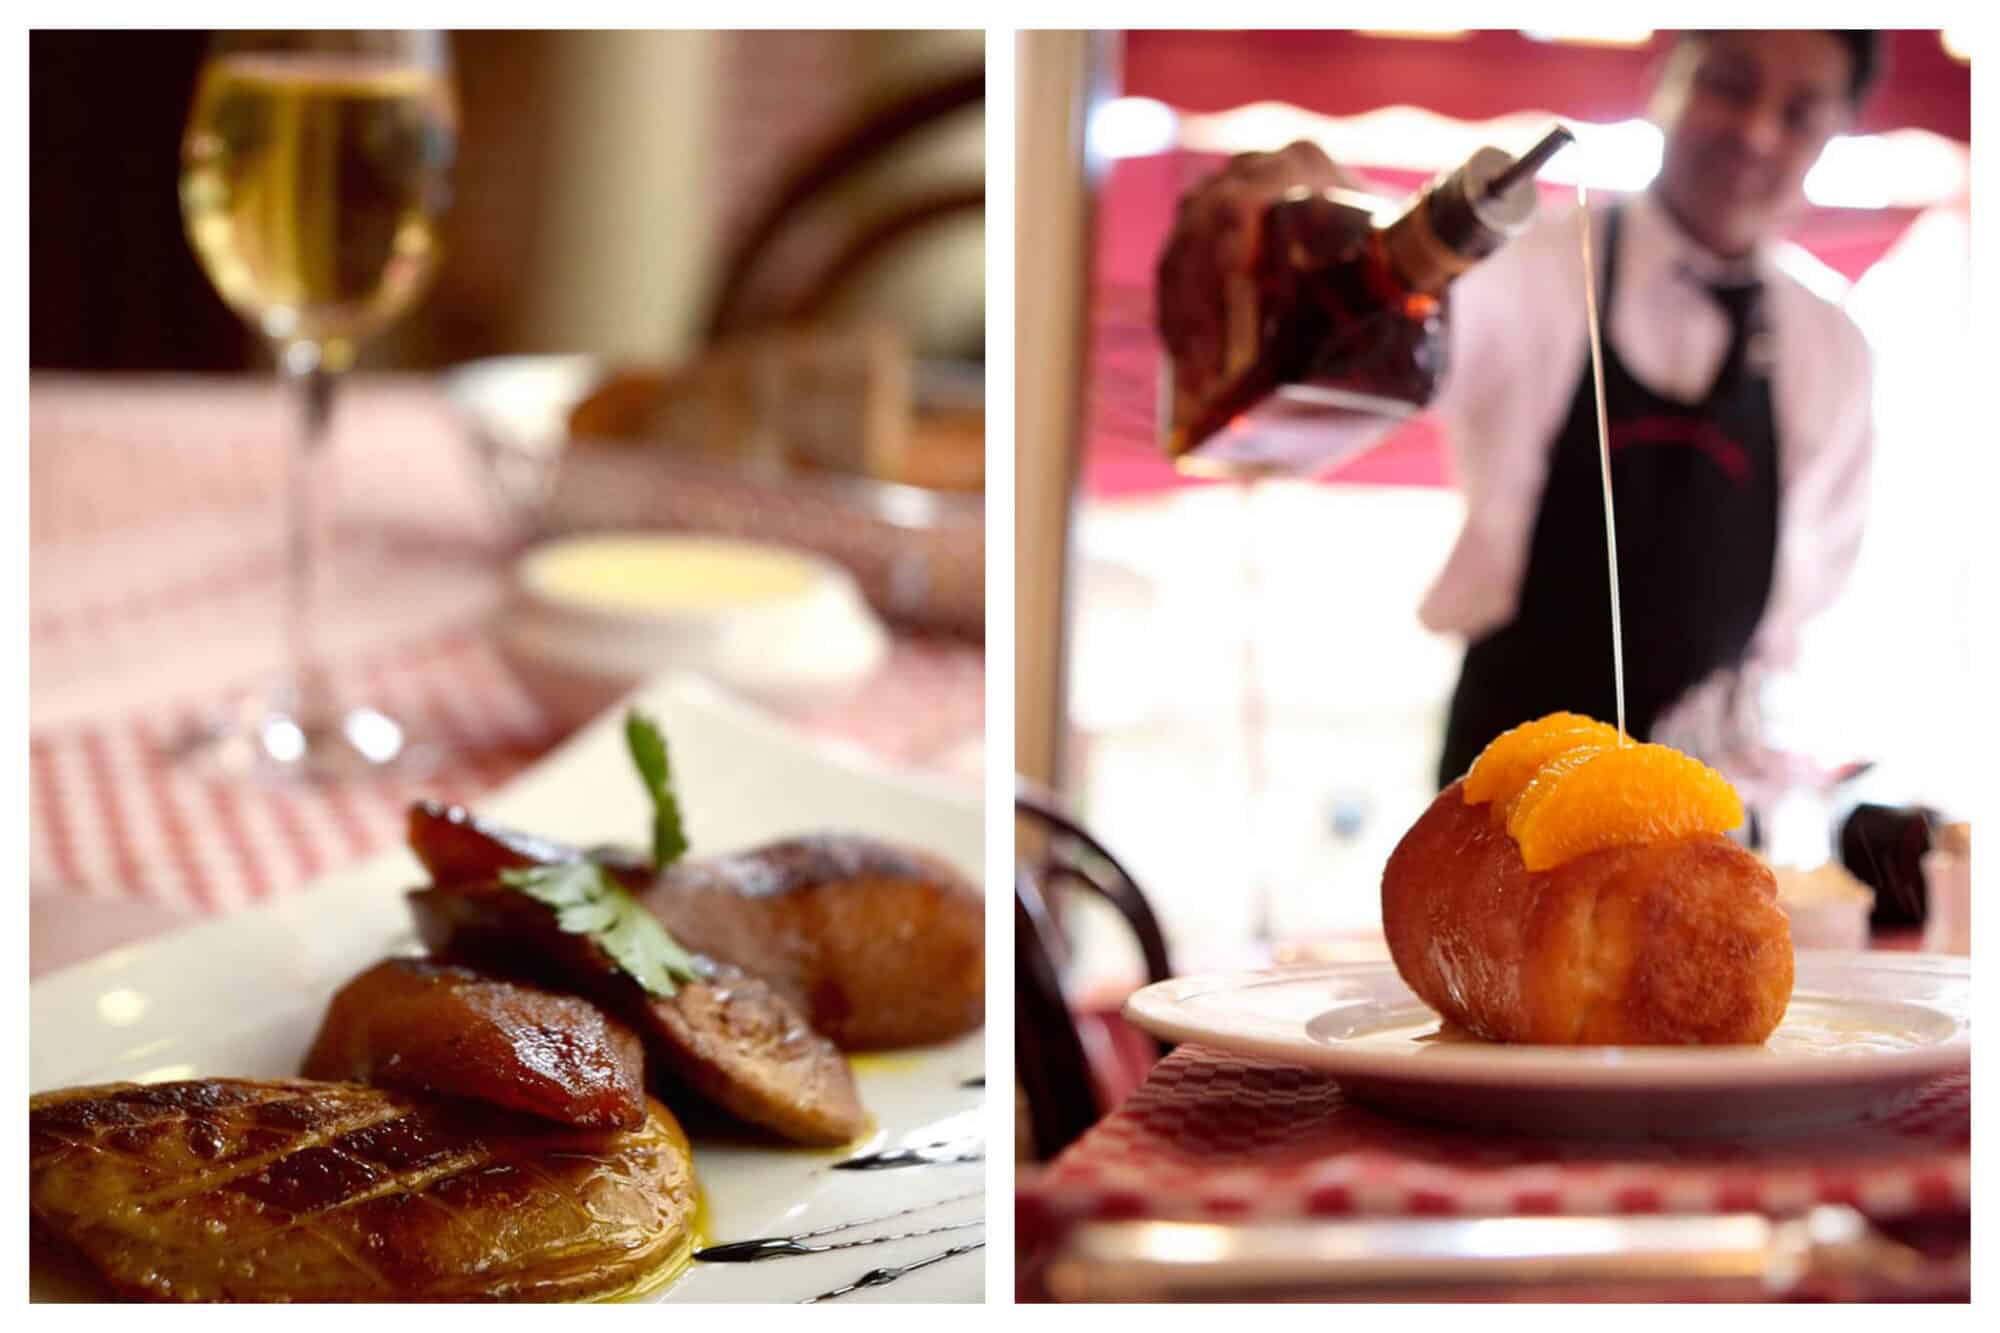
[[1166, 189, 1448, 478], [1161, 133, 1572, 479]]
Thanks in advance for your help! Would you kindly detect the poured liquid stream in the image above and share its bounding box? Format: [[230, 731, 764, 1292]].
[[1577, 186, 1627, 743]]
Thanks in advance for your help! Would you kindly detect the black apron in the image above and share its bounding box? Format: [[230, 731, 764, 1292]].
[[1437, 203, 1781, 788]]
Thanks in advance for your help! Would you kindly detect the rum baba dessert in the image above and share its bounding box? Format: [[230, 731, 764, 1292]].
[[1381, 712, 1794, 1045]]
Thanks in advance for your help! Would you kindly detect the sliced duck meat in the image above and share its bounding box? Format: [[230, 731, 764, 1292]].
[[408, 880, 865, 1147], [301, 958, 648, 1129], [406, 802, 982, 1050]]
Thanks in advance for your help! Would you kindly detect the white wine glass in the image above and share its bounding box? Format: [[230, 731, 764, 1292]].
[[177, 30, 458, 778]]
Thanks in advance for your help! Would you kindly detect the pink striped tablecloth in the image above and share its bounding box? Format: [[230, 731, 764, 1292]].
[[28, 375, 982, 969]]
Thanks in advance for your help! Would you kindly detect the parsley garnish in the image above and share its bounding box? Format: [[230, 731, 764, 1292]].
[[497, 861, 700, 998], [489, 712, 700, 996], [625, 711, 689, 870]]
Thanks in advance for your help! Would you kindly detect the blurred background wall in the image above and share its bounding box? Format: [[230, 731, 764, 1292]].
[[29, 29, 984, 373]]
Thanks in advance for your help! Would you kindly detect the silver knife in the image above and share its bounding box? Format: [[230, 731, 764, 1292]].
[[1043, 1206, 1930, 1301]]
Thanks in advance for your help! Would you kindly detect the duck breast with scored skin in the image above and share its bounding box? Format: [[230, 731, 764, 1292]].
[[29, 1078, 697, 1302]]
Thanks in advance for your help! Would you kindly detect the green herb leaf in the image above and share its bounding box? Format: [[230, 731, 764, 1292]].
[[625, 711, 690, 870], [498, 861, 701, 998]]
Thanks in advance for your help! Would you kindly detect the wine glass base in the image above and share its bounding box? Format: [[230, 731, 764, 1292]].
[[167, 705, 442, 782]]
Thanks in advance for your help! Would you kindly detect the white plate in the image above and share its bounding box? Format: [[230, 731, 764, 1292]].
[[30, 674, 986, 1303], [1124, 953, 1969, 1138]]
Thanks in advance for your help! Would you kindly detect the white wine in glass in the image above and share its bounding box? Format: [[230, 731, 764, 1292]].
[[178, 31, 458, 777]]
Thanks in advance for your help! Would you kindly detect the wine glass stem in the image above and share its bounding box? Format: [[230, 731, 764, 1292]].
[[283, 344, 337, 727]]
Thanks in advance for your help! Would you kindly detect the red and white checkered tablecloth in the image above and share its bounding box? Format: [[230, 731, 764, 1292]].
[[1017, 1044, 1969, 1299], [30, 625, 546, 917], [1024, 1045, 1969, 1222], [28, 374, 982, 964]]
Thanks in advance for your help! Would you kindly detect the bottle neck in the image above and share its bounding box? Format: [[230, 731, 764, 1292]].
[[1381, 193, 1479, 295]]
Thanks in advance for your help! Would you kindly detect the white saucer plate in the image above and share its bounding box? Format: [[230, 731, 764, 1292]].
[[1124, 953, 1968, 1137]]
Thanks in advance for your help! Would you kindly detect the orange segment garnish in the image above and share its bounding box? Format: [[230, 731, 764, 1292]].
[[1503, 744, 1606, 834], [1507, 742, 1744, 872], [1461, 711, 1623, 806]]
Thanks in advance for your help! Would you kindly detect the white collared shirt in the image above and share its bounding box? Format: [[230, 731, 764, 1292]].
[[1420, 187, 1875, 682]]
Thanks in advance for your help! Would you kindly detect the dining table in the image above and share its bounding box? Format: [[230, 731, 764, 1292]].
[[28, 373, 985, 978], [1019, 922, 1970, 1303]]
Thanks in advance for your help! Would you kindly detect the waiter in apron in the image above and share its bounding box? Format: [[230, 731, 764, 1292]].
[[1161, 30, 1880, 788]]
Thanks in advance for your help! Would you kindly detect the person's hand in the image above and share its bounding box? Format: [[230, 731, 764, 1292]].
[[1155, 141, 1360, 416]]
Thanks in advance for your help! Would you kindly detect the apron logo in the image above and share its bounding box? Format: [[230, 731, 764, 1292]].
[[1611, 417, 1753, 489]]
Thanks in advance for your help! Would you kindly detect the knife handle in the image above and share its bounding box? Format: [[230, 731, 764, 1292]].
[[1043, 1206, 1921, 1301]]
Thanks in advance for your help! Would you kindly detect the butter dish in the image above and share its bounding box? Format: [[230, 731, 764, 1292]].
[[496, 532, 888, 729]]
